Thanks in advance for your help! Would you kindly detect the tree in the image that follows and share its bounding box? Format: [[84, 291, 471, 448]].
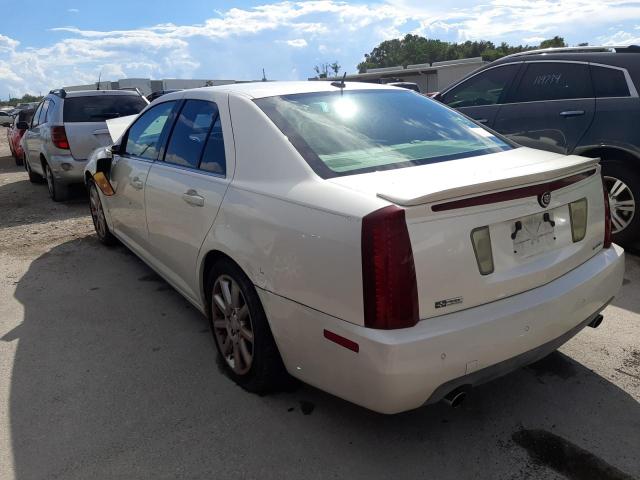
[[314, 61, 341, 79], [539, 36, 567, 49], [355, 35, 569, 73]]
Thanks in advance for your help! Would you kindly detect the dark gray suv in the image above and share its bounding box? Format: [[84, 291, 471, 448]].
[[435, 46, 640, 245]]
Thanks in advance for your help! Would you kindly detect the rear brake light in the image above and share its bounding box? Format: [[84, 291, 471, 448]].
[[361, 206, 419, 330], [568, 198, 588, 243], [602, 177, 613, 248], [51, 126, 69, 149]]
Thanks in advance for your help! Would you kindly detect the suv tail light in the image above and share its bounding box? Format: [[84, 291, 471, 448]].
[[361, 205, 419, 329], [602, 176, 612, 248], [51, 126, 69, 149]]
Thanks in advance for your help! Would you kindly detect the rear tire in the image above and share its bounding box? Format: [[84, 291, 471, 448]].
[[207, 259, 288, 394], [88, 180, 117, 246], [44, 162, 68, 202], [14, 154, 23, 166], [25, 157, 43, 183], [601, 161, 640, 246]]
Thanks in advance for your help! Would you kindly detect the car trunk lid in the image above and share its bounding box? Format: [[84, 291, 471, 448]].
[[330, 148, 606, 320]]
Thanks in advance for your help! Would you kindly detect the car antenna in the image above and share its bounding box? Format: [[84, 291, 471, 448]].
[[331, 72, 347, 94]]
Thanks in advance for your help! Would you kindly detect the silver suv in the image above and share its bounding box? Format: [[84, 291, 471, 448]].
[[20, 89, 148, 201]]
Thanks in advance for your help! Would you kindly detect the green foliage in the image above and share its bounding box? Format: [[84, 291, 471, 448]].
[[0, 93, 43, 107], [356, 35, 568, 73], [314, 61, 341, 79]]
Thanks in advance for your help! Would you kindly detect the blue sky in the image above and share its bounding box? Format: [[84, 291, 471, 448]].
[[1, 0, 640, 98]]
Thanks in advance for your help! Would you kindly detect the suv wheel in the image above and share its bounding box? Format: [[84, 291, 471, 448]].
[[25, 157, 43, 183], [207, 259, 288, 393], [602, 162, 640, 246], [44, 162, 68, 202]]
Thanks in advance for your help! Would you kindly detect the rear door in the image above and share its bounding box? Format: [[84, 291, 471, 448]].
[[108, 100, 177, 252], [494, 61, 596, 153], [439, 63, 522, 127], [63, 94, 148, 160], [144, 95, 233, 298]]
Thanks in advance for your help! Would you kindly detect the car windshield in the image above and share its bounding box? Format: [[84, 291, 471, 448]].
[[255, 89, 513, 178], [63, 95, 147, 122]]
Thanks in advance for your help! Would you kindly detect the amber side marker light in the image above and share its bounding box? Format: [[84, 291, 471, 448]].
[[93, 172, 115, 196]]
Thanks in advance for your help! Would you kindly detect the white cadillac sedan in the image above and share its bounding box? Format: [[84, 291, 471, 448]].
[[84, 81, 624, 414]]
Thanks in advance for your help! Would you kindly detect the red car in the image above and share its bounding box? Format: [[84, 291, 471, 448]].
[[7, 108, 34, 166]]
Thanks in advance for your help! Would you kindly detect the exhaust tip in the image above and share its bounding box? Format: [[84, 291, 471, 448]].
[[588, 314, 603, 329], [443, 386, 470, 408]]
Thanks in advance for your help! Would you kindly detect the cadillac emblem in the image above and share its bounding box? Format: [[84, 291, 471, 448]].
[[538, 191, 551, 208]]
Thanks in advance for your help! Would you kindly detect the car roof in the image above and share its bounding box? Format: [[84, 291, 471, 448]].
[[182, 81, 400, 99], [58, 90, 144, 98]]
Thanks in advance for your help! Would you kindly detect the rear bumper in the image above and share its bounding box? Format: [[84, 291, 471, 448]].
[[259, 245, 625, 414], [48, 154, 87, 183]]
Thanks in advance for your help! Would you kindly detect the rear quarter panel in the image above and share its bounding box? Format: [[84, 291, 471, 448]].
[[197, 94, 389, 326]]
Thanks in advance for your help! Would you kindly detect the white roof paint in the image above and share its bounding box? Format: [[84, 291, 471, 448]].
[[184, 81, 400, 99]]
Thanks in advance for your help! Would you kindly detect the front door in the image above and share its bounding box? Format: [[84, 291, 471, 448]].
[[493, 61, 596, 154], [144, 96, 232, 298], [107, 100, 178, 252]]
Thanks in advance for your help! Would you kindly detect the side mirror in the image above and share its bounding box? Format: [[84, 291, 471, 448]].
[[110, 144, 121, 154], [16, 121, 29, 130]]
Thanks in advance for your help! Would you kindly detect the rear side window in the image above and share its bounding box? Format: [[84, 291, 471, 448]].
[[64, 95, 147, 122], [199, 116, 226, 175], [164, 100, 218, 169], [124, 101, 176, 160], [31, 102, 43, 127], [441, 64, 520, 108], [591, 65, 631, 98], [509, 62, 593, 102]]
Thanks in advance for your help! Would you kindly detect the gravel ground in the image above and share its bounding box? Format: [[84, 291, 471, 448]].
[[0, 126, 639, 479]]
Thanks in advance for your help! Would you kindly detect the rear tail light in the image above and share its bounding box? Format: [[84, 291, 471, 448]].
[[361, 205, 419, 330], [471, 226, 494, 275], [568, 198, 588, 243], [602, 177, 613, 248], [51, 126, 69, 149]]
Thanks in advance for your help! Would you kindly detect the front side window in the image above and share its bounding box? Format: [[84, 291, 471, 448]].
[[64, 95, 147, 123], [124, 101, 176, 160], [591, 65, 631, 98], [441, 64, 520, 108], [256, 90, 512, 178], [509, 62, 593, 102], [164, 100, 218, 169]]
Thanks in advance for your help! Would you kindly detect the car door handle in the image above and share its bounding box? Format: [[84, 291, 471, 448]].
[[130, 177, 144, 190], [475, 118, 489, 124], [182, 189, 205, 207], [560, 110, 585, 117]]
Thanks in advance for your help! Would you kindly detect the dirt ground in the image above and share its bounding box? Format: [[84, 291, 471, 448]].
[[0, 125, 639, 479]]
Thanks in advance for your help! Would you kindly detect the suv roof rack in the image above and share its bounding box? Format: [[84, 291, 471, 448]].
[[49, 88, 67, 98], [506, 45, 640, 58]]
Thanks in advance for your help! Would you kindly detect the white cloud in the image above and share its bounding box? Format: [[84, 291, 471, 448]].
[[599, 30, 640, 45], [67, 8, 79, 13], [2, 0, 640, 97], [286, 38, 308, 47]]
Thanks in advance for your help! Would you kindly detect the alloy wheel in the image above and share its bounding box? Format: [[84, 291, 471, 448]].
[[211, 275, 254, 375], [89, 184, 107, 239], [604, 176, 636, 234]]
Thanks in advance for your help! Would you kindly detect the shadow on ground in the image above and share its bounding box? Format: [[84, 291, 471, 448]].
[[5, 238, 640, 479], [0, 157, 88, 229]]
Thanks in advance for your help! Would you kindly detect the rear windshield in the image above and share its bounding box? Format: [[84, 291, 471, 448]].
[[63, 95, 147, 123], [255, 90, 512, 178]]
